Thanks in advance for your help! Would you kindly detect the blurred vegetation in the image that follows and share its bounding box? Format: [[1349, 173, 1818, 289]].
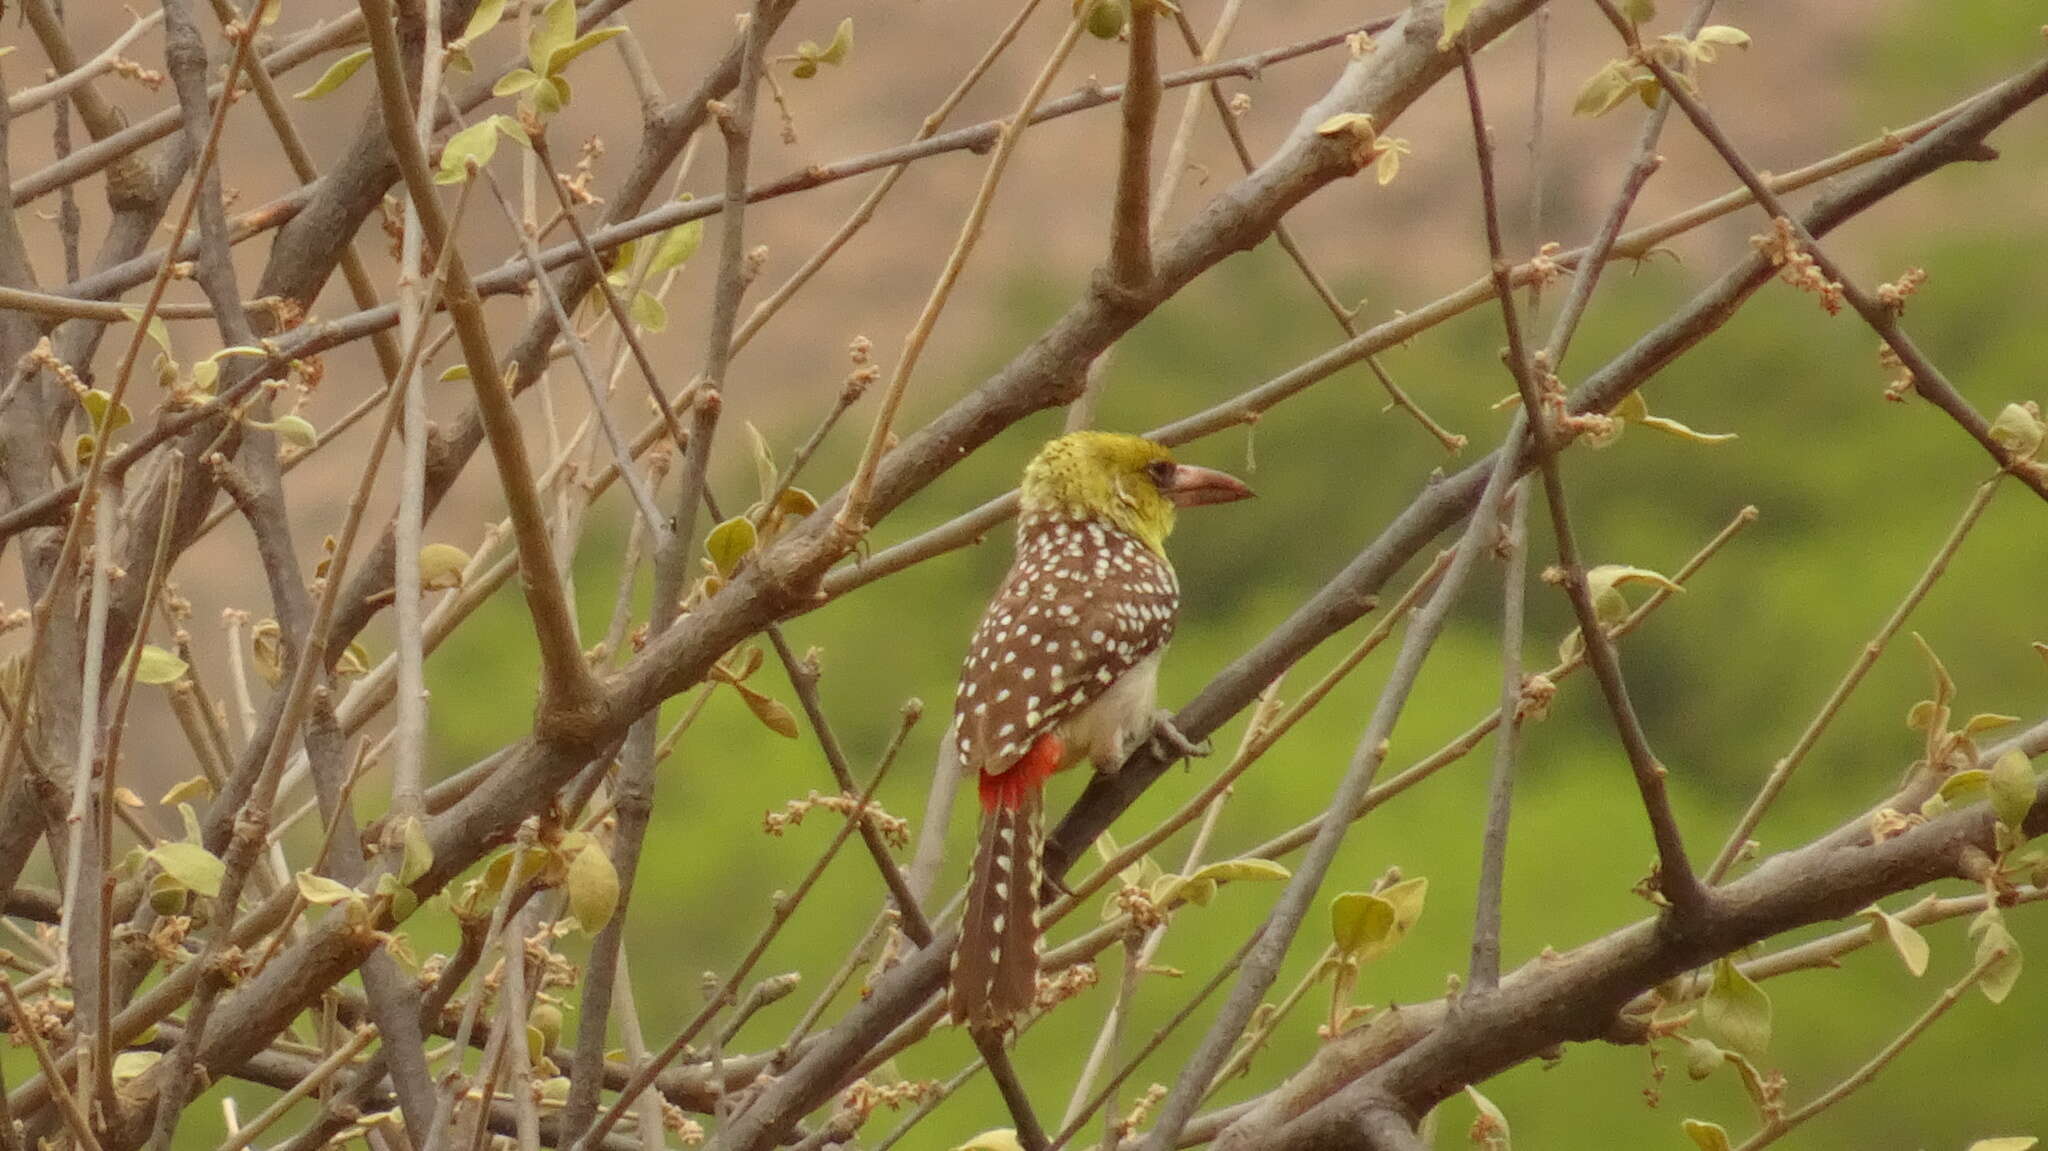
[[383, 6, 2048, 1151]]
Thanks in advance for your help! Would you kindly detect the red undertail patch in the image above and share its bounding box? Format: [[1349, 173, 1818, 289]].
[[978, 732, 1063, 811]]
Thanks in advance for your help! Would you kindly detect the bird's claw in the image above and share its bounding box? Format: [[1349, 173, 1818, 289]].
[[1148, 711, 1210, 761]]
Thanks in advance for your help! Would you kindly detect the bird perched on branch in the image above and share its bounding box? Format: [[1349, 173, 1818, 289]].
[[946, 431, 1253, 1028]]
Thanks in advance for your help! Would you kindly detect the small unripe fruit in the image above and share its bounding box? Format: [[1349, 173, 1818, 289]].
[[1082, 0, 1128, 40], [529, 1003, 564, 1049]]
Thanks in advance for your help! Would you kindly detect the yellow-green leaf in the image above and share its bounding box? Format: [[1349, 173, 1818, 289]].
[[294, 48, 372, 99], [1438, 0, 1477, 50], [296, 870, 358, 906], [492, 67, 543, 97], [1187, 859, 1292, 885], [628, 290, 667, 333], [1638, 414, 1738, 444], [953, 1132, 1025, 1151], [706, 515, 757, 578], [436, 118, 501, 184], [1464, 1084, 1509, 1150], [648, 215, 704, 275], [111, 1050, 161, 1085], [526, 0, 577, 74], [1586, 564, 1681, 626], [1989, 749, 2036, 832], [1939, 769, 1991, 807], [418, 543, 471, 591], [250, 413, 318, 448], [567, 844, 620, 934], [151, 842, 225, 898], [1700, 956, 1771, 1060], [546, 27, 625, 76], [1330, 891, 1395, 958], [132, 644, 189, 685], [1968, 1139, 2039, 1151], [438, 363, 471, 382], [398, 816, 434, 886], [1680, 1119, 1731, 1151], [1574, 60, 1638, 118], [81, 389, 134, 435], [1858, 905, 1929, 977], [159, 774, 215, 806], [736, 683, 800, 739], [1966, 712, 2021, 735], [1988, 402, 2046, 459], [1972, 913, 2023, 1004], [461, 0, 508, 44]]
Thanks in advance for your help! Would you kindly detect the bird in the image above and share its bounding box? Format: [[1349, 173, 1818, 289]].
[[945, 431, 1253, 1028]]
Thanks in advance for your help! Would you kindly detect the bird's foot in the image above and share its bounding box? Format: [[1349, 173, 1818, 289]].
[[1148, 711, 1211, 762]]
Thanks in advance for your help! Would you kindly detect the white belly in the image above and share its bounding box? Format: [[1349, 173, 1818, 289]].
[[1059, 649, 1162, 773]]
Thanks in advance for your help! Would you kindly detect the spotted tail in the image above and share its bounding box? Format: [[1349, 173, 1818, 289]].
[[949, 784, 1045, 1027]]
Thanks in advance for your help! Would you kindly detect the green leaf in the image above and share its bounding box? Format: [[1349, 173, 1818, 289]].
[[294, 48, 372, 99], [1700, 956, 1771, 1060], [526, 0, 577, 74], [567, 843, 620, 933], [435, 118, 502, 184], [398, 816, 434, 886], [1437, 0, 1477, 50], [1858, 905, 1929, 977], [706, 515, 758, 578], [628, 290, 667, 333], [439, 364, 471, 382], [1680, 1119, 1731, 1151], [131, 644, 189, 685], [952, 1132, 1025, 1151], [296, 870, 359, 906], [546, 27, 626, 76], [1989, 749, 2036, 832], [1622, 0, 1657, 22], [150, 842, 225, 898], [649, 215, 704, 275]]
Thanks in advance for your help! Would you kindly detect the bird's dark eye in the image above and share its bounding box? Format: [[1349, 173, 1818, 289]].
[[1145, 459, 1176, 487]]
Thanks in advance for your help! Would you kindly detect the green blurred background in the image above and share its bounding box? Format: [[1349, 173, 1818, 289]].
[[68, 0, 2044, 1146], [409, 3, 2048, 1149]]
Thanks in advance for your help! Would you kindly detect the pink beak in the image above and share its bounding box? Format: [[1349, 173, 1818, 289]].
[[1163, 463, 1255, 507]]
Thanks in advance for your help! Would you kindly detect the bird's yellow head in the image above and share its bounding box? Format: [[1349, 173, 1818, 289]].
[[1019, 432, 1253, 553]]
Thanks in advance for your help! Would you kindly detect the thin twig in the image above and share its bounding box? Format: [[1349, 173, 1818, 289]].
[[1466, 479, 1527, 993], [836, 7, 1089, 536], [1708, 474, 2003, 881], [1459, 43, 1709, 922]]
